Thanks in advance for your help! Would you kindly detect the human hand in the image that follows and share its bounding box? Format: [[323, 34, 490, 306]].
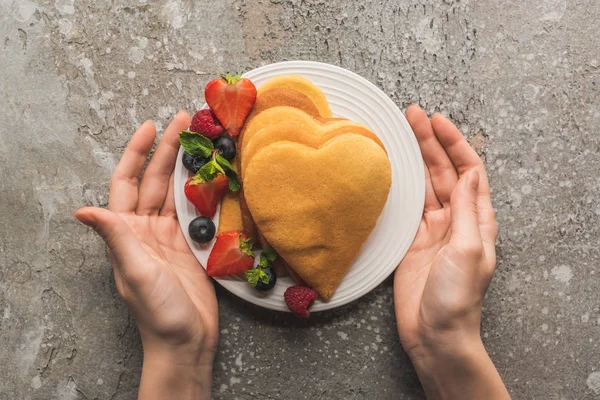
[[75, 112, 217, 399], [395, 105, 508, 399]]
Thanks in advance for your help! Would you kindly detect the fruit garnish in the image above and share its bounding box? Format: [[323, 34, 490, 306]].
[[205, 72, 257, 136], [182, 152, 208, 173], [198, 158, 240, 192], [184, 173, 229, 218], [188, 216, 216, 244], [246, 266, 276, 291], [179, 130, 214, 158], [245, 247, 278, 291], [213, 136, 236, 161], [207, 232, 255, 277], [179, 130, 240, 192], [284, 286, 317, 318], [190, 109, 223, 139]]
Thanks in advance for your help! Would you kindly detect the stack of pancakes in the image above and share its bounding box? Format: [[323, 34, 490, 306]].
[[217, 75, 391, 300]]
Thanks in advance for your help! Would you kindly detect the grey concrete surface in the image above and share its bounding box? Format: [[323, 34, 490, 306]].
[[1, 0, 599, 398]]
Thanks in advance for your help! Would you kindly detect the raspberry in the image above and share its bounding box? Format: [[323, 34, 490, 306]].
[[190, 109, 223, 139], [284, 286, 317, 318]]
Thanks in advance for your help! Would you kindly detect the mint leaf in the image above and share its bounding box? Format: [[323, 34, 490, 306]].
[[226, 174, 240, 192], [259, 271, 269, 284], [179, 130, 214, 158], [196, 160, 223, 182], [215, 154, 235, 172], [245, 267, 268, 287], [215, 154, 240, 192], [259, 247, 277, 268], [239, 235, 255, 258]]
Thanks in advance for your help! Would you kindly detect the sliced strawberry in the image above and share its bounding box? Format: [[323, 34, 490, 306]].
[[205, 73, 257, 136], [184, 173, 228, 218], [207, 232, 255, 277]]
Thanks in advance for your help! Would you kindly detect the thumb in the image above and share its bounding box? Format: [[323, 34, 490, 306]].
[[449, 170, 482, 249], [74, 207, 147, 268]]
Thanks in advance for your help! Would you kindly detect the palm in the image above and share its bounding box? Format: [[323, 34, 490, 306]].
[[395, 205, 451, 350], [116, 213, 218, 348], [77, 112, 219, 355], [394, 106, 497, 353]]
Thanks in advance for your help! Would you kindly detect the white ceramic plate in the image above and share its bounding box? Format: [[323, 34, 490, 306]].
[[174, 60, 425, 312]]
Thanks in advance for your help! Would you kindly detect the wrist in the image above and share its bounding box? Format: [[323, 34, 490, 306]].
[[407, 327, 483, 368], [407, 333, 510, 400], [139, 343, 215, 400], [139, 349, 214, 400], [408, 332, 487, 375]]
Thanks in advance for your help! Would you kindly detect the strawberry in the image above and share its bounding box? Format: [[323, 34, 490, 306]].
[[204, 73, 257, 136], [189, 109, 223, 139], [184, 173, 228, 218], [207, 232, 255, 277]]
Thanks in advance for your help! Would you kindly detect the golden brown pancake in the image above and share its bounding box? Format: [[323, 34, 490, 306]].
[[241, 121, 386, 174], [236, 107, 384, 262], [257, 75, 332, 119], [248, 88, 322, 121], [236, 108, 369, 244], [243, 134, 391, 300], [217, 188, 243, 234], [239, 106, 319, 155]]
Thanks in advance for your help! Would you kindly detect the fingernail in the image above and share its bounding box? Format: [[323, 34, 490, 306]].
[[469, 170, 480, 190]]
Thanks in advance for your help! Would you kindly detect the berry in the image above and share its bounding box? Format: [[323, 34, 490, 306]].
[[207, 232, 255, 277], [213, 136, 236, 161], [184, 173, 229, 218], [205, 73, 257, 136], [284, 286, 317, 318], [188, 216, 216, 244], [182, 152, 207, 173], [255, 267, 276, 291], [190, 109, 223, 139]]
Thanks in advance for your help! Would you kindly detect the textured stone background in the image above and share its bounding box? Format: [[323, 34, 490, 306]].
[[1, 0, 599, 398]]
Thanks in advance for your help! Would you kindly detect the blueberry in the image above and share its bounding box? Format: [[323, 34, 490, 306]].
[[213, 136, 236, 161], [188, 216, 216, 244], [255, 267, 277, 291], [182, 152, 207, 173]]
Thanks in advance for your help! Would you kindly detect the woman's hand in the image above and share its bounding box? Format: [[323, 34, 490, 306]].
[[395, 105, 509, 399], [75, 112, 217, 400]]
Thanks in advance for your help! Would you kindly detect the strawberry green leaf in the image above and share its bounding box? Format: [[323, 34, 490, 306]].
[[220, 72, 243, 85], [239, 235, 255, 258], [245, 267, 268, 287], [179, 130, 214, 158], [259, 247, 278, 269], [215, 154, 241, 192]]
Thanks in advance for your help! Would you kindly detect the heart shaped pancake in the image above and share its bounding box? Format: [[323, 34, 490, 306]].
[[241, 121, 386, 175], [243, 134, 391, 300], [256, 75, 332, 119], [246, 88, 322, 122], [239, 107, 374, 167]]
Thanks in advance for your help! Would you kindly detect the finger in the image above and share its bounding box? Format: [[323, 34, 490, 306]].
[[449, 170, 482, 253], [406, 105, 458, 206], [431, 113, 484, 176], [136, 111, 191, 215], [478, 189, 498, 265], [74, 207, 156, 284], [109, 121, 156, 213], [423, 164, 442, 212], [159, 172, 177, 218], [429, 114, 498, 248]]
